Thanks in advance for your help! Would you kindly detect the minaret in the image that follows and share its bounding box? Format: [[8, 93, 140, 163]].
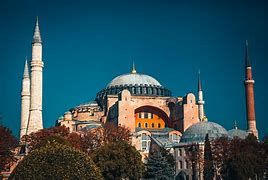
[[28, 17, 44, 134], [244, 40, 258, 138], [131, 61, 137, 74], [20, 59, 31, 138], [197, 70, 205, 121]]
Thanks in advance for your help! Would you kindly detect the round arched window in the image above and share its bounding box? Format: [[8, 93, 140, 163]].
[[145, 123, 148, 128]]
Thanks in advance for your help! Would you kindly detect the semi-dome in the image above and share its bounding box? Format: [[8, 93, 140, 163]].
[[180, 121, 228, 143], [107, 73, 162, 87]]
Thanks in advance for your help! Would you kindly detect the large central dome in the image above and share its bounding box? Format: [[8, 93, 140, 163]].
[[107, 73, 162, 87], [96, 65, 171, 103]]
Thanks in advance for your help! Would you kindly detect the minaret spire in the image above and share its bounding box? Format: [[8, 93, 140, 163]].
[[20, 57, 31, 138], [234, 120, 238, 130], [131, 61, 137, 74], [244, 40, 258, 138], [32, 16, 42, 44], [197, 70, 205, 121], [245, 40, 251, 67], [28, 17, 44, 134], [198, 69, 202, 91], [23, 58, 29, 78]]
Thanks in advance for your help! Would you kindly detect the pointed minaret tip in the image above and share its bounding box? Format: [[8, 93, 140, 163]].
[[245, 40, 251, 67], [234, 120, 238, 129], [23, 57, 30, 78], [131, 61, 137, 74], [198, 69, 202, 91], [32, 16, 42, 44]]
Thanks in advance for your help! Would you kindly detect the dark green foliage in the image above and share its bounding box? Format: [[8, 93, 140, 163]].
[[10, 142, 103, 180], [0, 125, 18, 172], [91, 140, 144, 180], [212, 133, 268, 180], [204, 134, 214, 180], [144, 147, 175, 179]]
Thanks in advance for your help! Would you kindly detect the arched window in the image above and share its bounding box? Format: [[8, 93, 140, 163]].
[[144, 112, 148, 119], [145, 123, 148, 128], [138, 123, 141, 128], [179, 149, 182, 156], [179, 161, 183, 169], [158, 123, 161, 128], [171, 133, 180, 143], [186, 160, 189, 169], [138, 112, 142, 118], [141, 133, 150, 151], [152, 123, 155, 128]]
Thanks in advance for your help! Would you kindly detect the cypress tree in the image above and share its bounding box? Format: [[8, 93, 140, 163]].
[[204, 134, 214, 180]]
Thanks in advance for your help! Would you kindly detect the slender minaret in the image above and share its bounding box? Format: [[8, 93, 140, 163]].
[[197, 70, 205, 121], [20, 59, 31, 138], [131, 61, 137, 74], [244, 40, 258, 138], [28, 17, 44, 134]]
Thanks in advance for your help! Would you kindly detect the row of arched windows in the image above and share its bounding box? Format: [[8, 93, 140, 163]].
[[96, 86, 171, 98], [138, 122, 162, 128]]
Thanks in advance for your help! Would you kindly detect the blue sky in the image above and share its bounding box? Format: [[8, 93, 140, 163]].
[[0, 0, 267, 138]]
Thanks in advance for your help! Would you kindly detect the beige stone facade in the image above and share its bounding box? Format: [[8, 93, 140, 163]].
[[57, 68, 202, 158]]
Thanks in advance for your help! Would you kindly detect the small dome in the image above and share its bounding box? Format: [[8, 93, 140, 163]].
[[76, 101, 99, 107], [181, 121, 228, 143], [228, 128, 248, 139], [107, 73, 162, 88]]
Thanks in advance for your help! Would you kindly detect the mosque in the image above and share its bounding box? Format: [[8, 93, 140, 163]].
[[19, 19, 259, 179]]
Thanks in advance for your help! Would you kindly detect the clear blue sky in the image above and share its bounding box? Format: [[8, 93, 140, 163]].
[[0, 0, 267, 139]]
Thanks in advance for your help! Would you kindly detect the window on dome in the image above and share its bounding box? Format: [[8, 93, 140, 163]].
[[152, 123, 155, 128], [158, 123, 161, 128]]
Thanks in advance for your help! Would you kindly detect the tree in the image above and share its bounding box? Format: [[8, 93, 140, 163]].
[[91, 140, 144, 180], [66, 123, 132, 155], [0, 125, 18, 172], [21, 126, 69, 151], [10, 142, 103, 180], [211, 134, 267, 180], [211, 137, 230, 179], [144, 147, 175, 179], [203, 134, 214, 180], [102, 123, 132, 143]]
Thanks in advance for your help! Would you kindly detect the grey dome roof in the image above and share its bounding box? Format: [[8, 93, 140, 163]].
[[181, 121, 228, 143], [228, 128, 248, 139], [107, 73, 162, 87]]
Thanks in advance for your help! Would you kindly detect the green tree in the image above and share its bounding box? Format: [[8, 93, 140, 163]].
[[91, 140, 144, 180], [144, 148, 175, 179], [10, 142, 103, 180], [204, 134, 214, 180], [0, 125, 18, 172]]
